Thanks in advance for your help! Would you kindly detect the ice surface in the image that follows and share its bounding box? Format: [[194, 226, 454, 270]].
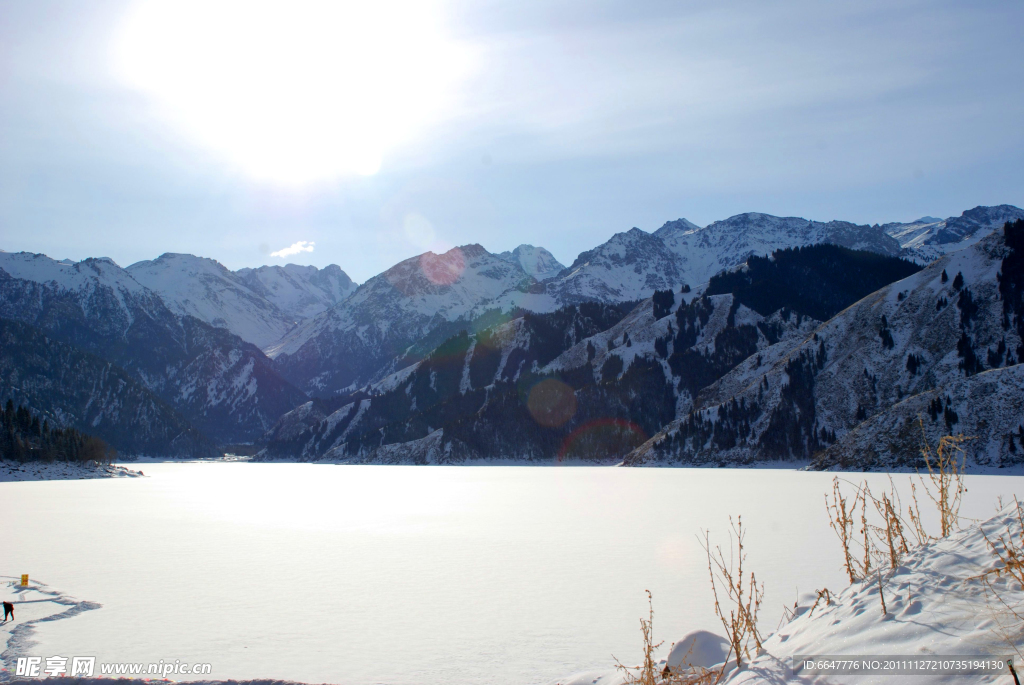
[[2, 464, 1023, 684]]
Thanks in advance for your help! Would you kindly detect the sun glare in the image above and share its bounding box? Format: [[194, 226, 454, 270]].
[[113, 0, 469, 185]]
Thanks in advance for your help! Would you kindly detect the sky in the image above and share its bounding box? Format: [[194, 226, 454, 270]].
[[1, 0, 1022, 283]]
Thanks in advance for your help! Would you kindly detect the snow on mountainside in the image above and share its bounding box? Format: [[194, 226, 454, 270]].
[[127, 253, 295, 348], [255, 209, 942, 398], [627, 223, 1024, 468], [259, 245, 922, 464], [654, 213, 902, 289], [495, 244, 566, 281], [4, 204, 1016, 452], [235, 262, 356, 322], [547, 228, 687, 304], [267, 244, 538, 395], [883, 204, 1024, 264], [0, 251, 148, 303], [527, 212, 903, 311], [0, 252, 306, 445], [815, 364, 1024, 470], [259, 300, 642, 461]]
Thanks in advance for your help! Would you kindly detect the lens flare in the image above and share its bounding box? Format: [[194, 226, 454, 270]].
[[112, 0, 471, 185], [420, 247, 466, 286], [526, 379, 577, 428], [558, 418, 648, 462]]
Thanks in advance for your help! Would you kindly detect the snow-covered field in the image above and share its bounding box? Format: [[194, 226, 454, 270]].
[[1, 463, 1022, 684], [552, 504, 1024, 685]]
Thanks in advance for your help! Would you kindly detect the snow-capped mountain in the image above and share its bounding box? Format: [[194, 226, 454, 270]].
[[127, 254, 358, 348], [495, 244, 566, 281], [268, 244, 538, 395], [655, 213, 902, 289], [882, 204, 1024, 264], [5, 204, 1019, 460], [626, 219, 1024, 467], [127, 253, 296, 348], [0, 251, 307, 445], [531, 213, 903, 309], [263, 207, 997, 400], [235, 263, 356, 322], [259, 244, 922, 463]]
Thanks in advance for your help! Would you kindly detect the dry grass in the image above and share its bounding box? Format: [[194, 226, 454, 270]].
[[826, 424, 972, 586], [700, 515, 763, 671], [614, 590, 663, 685], [807, 588, 833, 617], [871, 479, 910, 569], [615, 591, 730, 685], [822, 424, 971, 623], [825, 477, 877, 582], [663, 666, 725, 685], [976, 497, 1024, 586], [876, 570, 887, 616], [916, 419, 970, 538], [969, 498, 1024, 667], [616, 424, 979, 683]]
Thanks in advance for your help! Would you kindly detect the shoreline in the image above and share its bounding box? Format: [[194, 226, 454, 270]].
[[0, 461, 143, 483]]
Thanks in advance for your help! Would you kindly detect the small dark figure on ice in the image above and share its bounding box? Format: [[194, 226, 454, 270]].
[[2, 601, 13, 622]]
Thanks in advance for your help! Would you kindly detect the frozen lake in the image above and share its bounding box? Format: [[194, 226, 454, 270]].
[[2, 463, 1022, 684]]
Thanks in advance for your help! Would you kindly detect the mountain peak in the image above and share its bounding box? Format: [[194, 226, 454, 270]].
[[496, 244, 566, 281], [884, 204, 1024, 263], [455, 243, 489, 258], [654, 218, 701, 236], [234, 262, 357, 326]]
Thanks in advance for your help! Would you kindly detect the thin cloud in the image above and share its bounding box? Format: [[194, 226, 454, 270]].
[[270, 241, 315, 258]]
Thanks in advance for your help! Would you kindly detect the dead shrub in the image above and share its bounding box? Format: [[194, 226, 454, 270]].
[[916, 418, 970, 538], [808, 588, 833, 617], [826, 423, 972, 585], [977, 496, 1024, 587], [826, 477, 879, 582], [871, 479, 910, 569], [614, 590, 663, 685], [700, 516, 763, 671]]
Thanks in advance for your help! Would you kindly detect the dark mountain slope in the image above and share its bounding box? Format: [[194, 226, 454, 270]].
[[705, 244, 921, 321], [0, 317, 219, 457], [1, 401, 114, 463]]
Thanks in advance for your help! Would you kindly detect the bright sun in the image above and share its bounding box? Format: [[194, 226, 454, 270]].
[[114, 0, 469, 185]]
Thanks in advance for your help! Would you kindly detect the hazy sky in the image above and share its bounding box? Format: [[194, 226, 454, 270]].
[[1, 0, 1022, 282]]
